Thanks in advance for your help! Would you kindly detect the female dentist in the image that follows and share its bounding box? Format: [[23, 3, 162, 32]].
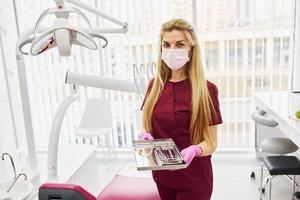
[[140, 18, 223, 200]]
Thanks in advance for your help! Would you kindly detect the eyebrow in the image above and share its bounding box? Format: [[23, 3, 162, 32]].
[[162, 40, 187, 43]]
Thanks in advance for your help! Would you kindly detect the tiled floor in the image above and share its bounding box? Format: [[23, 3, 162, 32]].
[[97, 151, 300, 200]]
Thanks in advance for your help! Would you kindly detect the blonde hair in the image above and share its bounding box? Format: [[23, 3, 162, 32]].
[[142, 18, 215, 145]]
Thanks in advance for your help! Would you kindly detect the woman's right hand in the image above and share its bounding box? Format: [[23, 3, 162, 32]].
[[142, 132, 154, 140]]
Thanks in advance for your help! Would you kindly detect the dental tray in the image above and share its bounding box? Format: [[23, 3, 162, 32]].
[[132, 138, 187, 171]]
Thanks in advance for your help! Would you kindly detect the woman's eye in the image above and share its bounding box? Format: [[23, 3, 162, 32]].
[[162, 43, 169, 48], [176, 43, 184, 48]]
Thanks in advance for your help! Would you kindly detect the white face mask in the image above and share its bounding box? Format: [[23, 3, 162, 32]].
[[161, 48, 190, 70]]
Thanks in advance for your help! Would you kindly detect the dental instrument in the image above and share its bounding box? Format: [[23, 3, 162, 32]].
[[133, 63, 156, 101]]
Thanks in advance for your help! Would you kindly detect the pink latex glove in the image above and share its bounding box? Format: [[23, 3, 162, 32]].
[[142, 132, 154, 140], [180, 145, 202, 166]]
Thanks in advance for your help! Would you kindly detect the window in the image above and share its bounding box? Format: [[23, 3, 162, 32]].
[[2, 0, 294, 151]]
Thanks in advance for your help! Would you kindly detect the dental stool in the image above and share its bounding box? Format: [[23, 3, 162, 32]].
[[250, 109, 299, 179], [260, 156, 300, 200], [39, 175, 160, 200]]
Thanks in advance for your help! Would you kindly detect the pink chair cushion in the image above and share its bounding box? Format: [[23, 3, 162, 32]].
[[40, 183, 97, 200], [97, 175, 160, 200]]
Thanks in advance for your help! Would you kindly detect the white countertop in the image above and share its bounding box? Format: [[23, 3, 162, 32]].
[[254, 91, 300, 145]]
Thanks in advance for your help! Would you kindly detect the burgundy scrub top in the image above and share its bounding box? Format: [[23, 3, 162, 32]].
[[141, 78, 222, 194]]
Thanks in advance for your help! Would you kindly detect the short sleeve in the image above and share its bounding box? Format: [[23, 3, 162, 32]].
[[140, 79, 154, 111], [207, 81, 223, 126]]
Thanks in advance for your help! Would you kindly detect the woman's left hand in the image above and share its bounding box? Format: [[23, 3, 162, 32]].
[[180, 145, 202, 166]]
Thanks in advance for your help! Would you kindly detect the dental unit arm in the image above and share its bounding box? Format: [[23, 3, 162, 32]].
[[47, 71, 146, 180], [15, 0, 127, 178]]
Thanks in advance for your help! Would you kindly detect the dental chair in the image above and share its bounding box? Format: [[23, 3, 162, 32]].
[[39, 175, 161, 200], [251, 108, 299, 195]]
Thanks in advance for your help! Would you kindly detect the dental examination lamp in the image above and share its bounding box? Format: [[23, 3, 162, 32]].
[[17, 0, 128, 56], [15, 0, 127, 177]]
